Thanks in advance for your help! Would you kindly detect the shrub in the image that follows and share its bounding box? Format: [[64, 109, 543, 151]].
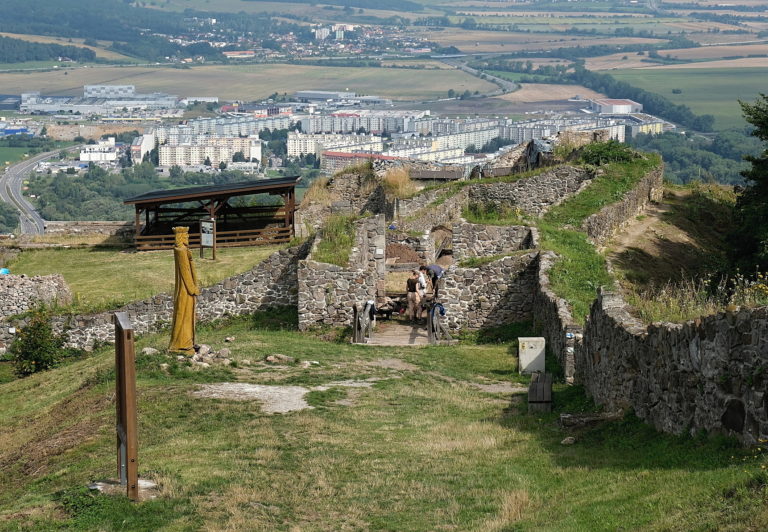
[[579, 141, 638, 166], [10, 307, 66, 377]]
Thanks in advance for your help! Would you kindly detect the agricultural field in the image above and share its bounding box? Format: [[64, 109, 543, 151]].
[[152, 0, 434, 20], [422, 27, 664, 53], [0, 64, 496, 101], [586, 42, 768, 70], [0, 32, 137, 62], [497, 83, 604, 104], [610, 67, 768, 130], [0, 147, 29, 169]]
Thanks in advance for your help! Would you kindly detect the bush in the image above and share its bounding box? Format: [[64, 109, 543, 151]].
[[10, 307, 65, 377], [579, 141, 638, 166]]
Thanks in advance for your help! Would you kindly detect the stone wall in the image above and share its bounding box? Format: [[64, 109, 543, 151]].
[[468, 166, 592, 218], [394, 188, 469, 234], [295, 170, 384, 236], [297, 215, 386, 330], [0, 274, 72, 321], [582, 163, 664, 246], [441, 253, 538, 330], [0, 242, 311, 351], [452, 223, 537, 261], [44, 221, 134, 237], [480, 142, 529, 178], [531, 252, 581, 383], [577, 290, 768, 444]]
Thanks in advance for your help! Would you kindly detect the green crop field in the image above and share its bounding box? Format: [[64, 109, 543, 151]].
[[610, 67, 768, 130], [0, 64, 496, 101], [0, 147, 30, 168]]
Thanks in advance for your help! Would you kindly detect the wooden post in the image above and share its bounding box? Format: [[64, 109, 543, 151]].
[[114, 312, 139, 501], [352, 304, 360, 343]]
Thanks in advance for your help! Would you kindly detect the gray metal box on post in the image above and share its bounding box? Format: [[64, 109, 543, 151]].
[[518, 337, 545, 374]]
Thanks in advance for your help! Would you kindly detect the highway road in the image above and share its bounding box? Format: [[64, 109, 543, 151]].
[[0, 148, 74, 235]]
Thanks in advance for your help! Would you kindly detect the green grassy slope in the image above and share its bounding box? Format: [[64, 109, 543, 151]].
[[1, 315, 767, 530]]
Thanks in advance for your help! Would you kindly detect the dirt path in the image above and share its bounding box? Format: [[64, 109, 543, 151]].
[[607, 200, 674, 257], [606, 188, 731, 287]]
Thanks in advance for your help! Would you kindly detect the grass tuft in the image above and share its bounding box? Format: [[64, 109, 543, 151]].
[[312, 214, 357, 267], [381, 167, 418, 199], [300, 176, 332, 206]]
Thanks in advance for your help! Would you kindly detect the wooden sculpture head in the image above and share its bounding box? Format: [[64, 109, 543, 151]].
[[173, 226, 189, 247]]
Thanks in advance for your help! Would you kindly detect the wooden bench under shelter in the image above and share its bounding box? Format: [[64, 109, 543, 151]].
[[123, 176, 300, 251]]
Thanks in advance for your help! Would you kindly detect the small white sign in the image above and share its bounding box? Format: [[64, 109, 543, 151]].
[[518, 337, 545, 374], [200, 220, 214, 247]]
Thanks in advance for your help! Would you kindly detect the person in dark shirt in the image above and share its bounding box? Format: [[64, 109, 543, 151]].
[[406, 270, 421, 323], [420, 264, 444, 299]]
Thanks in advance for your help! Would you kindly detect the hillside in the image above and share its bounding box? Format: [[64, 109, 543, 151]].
[[2, 316, 768, 530]]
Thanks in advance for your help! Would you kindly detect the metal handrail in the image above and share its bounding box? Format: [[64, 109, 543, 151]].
[[352, 302, 375, 344], [427, 302, 452, 345]]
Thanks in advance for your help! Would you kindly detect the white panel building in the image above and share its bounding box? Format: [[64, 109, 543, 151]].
[[287, 132, 383, 157], [80, 137, 118, 162], [159, 137, 262, 167]]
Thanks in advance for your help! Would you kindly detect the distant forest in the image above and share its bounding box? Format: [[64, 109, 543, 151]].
[[0, 35, 95, 64]]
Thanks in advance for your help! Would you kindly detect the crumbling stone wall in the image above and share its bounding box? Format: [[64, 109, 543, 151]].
[[296, 170, 384, 236], [468, 166, 592, 218], [582, 164, 664, 246], [0, 242, 311, 351], [441, 253, 538, 330], [394, 188, 470, 234], [44, 221, 134, 237], [577, 290, 768, 444], [531, 252, 582, 383], [297, 215, 386, 330], [0, 274, 72, 320], [452, 223, 537, 261], [480, 142, 529, 178]]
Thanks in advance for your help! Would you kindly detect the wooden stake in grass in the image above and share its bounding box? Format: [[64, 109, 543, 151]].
[[114, 312, 139, 501]]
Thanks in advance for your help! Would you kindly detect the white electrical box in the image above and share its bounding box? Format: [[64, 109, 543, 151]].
[[518, 337, 545, 374]]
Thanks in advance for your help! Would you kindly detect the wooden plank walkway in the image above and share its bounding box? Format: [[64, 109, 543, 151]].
[[366, 320, 430, 346]]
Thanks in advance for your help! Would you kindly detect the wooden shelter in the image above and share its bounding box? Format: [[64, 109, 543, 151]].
[[124, 176, 300, 251]]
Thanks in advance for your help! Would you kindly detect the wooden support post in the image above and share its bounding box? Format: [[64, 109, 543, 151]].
[[114, 312, 139, 501], [352, 304, 360, 344]]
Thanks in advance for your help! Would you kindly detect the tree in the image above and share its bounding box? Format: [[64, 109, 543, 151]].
[[232, 151, 246, 162], [204, 156, 212, 167], [734, 94, 768, 270], [10, 307, 66, 377], [219, 161, 227, 170]]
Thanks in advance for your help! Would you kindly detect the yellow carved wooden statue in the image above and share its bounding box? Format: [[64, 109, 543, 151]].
[[169, 226, 199, 353]]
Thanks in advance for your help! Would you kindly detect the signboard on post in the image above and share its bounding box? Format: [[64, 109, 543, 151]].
[[199, 218, 216, 260], [114, 312, 139, 501]]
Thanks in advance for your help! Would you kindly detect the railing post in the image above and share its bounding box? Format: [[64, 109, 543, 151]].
[[427, 305, 436, 345], [353, 304, 362, 344], [114, 312, 139, 501]]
